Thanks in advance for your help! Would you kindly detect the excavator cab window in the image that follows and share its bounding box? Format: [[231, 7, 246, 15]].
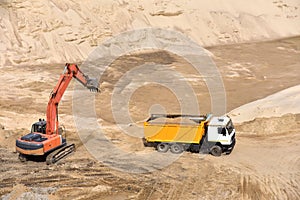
[[31, 120, 46, 134]]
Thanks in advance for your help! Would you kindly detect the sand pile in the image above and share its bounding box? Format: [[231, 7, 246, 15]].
[[229, 84, 300, 124], [0, 0, 299, 67], [235, 113, 300, 136]]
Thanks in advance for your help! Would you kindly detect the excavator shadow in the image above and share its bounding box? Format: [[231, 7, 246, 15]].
[[20, 154, 47, 163]]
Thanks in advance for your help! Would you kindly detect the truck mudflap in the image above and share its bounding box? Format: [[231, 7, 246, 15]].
[[142, 137, 156, 147]]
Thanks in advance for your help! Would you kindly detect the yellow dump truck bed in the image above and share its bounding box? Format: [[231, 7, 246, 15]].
[[144, 114, 209, 144]]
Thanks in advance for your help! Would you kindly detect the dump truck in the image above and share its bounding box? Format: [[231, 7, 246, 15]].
[[143, 114, 236, 156]]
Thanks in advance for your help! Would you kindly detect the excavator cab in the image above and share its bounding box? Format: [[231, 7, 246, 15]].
[[31, 119, 47, 134]]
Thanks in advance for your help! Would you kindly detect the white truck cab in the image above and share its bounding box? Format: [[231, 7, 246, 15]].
[[206, 116, 236, 155]]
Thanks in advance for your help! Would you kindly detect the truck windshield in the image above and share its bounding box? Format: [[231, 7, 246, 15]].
[[226, 120, 234, 134]]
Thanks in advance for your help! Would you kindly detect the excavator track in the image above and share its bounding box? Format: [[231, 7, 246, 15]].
[[46, 143, 75, 165]]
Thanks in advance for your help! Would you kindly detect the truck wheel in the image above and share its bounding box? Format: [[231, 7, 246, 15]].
[[170, 143, 184, 154], [210, 145, 222, 156], [157, 143, 169, 153], [18, 153, 27, 162]]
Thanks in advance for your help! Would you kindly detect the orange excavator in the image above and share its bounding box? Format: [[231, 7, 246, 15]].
[[16, 63, 99, 164]]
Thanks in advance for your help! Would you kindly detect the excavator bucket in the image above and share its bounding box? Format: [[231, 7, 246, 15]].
[[86, 78, 100, 92]]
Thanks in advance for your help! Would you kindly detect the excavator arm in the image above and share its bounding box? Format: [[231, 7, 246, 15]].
[[46, 63, 99, 135]]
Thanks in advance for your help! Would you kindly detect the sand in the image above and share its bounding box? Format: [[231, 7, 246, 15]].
[[0, 0, 300, 66], [0, 37, 299, 199], [0, 1, 300, 199], [230, 84, 300, 124]]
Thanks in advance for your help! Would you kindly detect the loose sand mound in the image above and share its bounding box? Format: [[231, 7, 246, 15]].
[[1, 0, 300, 66], [235, 113, 300, 136], [229, 84, 300, 124]]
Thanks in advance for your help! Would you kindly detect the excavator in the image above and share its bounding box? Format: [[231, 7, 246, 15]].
[[16, 63, 99, 164]]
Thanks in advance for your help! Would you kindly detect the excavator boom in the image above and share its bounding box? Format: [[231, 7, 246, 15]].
[[46, 63, 99, 135]]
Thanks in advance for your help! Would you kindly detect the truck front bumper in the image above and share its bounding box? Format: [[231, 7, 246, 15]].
[[223, 137, 236, 154]]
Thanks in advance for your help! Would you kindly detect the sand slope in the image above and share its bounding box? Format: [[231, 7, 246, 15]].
[[229, 84, 300, 123], [1, 0, 300, 66]]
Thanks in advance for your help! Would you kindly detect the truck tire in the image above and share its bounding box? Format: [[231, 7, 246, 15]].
[[170, 143, 184, 154], [210, 145, 222, 156], [157, 143, 169, 153]]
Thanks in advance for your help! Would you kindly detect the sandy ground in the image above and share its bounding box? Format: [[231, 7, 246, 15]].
[[0, 37, 300, 199], [1, 0, 300, 67]]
